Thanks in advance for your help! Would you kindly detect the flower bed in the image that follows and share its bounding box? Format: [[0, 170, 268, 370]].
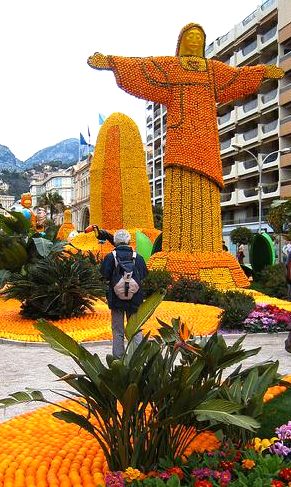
[[243, 304, 291, 334]]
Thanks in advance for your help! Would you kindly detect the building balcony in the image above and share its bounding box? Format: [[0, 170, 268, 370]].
[[218, 109, 236, 129], [215, 29, 235, 52], [237, 187, 258, 203], [262, 182, 279, 198], [259, 119, 279, 139], [236, 10, 259, 39], [236, 39, 259, 65], [236, 127, 259, 146], [237, 98, 258, 121], [261, 151, 279, 168], [258, 25, 277, 50], [220, 189, 238, 207], [146, 115, 153, 124], [259, 88, 278, 109], [154, 147, 162, 158], [237, 158, 258, 176], [220, 138, 237, 155], [222, 163, 237, 180], [154, 129, 162, 139], [146, 134, 153, 143], [153, 108, 161, 119], [260, 0, 276, 14]]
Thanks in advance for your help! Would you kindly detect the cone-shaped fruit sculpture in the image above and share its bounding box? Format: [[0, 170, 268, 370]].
[[71, 113, 160, 260]]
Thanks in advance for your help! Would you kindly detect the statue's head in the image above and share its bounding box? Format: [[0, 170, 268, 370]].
[[21, 192, 32, 209], [176, 23, 206, 57]]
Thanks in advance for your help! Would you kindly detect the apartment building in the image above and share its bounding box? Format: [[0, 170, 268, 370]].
[[145, 0, 291, 241], [70, 157, 90, 231], [0, 195, 15, 215], [30, 167, 73, 222]]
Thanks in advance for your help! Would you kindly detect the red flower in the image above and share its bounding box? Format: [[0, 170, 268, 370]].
[[194, 481, 213, 487], [279, 468, 291, 481], [166, 467, 184, 480], [271, 480, 285, 487], [220, 461, 234, 470]]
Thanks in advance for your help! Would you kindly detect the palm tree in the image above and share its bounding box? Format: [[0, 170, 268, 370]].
[[37, 192, 65, 221]]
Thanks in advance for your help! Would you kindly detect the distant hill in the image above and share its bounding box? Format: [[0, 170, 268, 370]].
[[0, 145, 22, 171], [23, 138, 81, 168], [0, 138, 93, 171]]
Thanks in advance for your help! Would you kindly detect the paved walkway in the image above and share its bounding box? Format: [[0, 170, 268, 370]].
[[0, 333, 290, 422]]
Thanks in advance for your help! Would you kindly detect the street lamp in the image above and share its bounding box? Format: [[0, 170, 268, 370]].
[[231, 144, 291, 233]]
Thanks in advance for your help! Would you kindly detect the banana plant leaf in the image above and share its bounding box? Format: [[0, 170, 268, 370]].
[[194, 399, 260, 431]]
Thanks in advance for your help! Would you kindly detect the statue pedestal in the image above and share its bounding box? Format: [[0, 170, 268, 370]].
[[147, 250, 250, 289]]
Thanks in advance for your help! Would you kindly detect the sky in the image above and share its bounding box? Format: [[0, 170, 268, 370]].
[[0, 0, 263, 161]]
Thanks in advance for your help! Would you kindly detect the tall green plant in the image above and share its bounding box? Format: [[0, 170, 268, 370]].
[[0, 296, 281, 471]]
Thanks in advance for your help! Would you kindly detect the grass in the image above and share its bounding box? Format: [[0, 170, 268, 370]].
[[257, 387, 291, 438]]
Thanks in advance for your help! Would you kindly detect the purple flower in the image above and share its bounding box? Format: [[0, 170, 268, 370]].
[[270, 441, 291, 456], [105, 471, 125, 487], [220, 470, 232, 484], [191, 468, 213, 479], [275, 421, 291, 440]]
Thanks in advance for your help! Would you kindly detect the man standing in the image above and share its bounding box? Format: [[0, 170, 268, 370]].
[[100, 229, 148, 358]]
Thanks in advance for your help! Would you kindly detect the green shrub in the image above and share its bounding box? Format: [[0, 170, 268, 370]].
[[143, 269, 173, 298], [217, 290, 256, 330], [166, 278, 255, 330], [166, 278, 215, 304], [254, 264, 287, 299]]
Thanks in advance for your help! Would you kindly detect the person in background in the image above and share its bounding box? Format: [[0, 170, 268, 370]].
[[100, 229, 148, 358], [282, 240, 291, 264], [222, 240, 228, 251], [285, 249, 291, 300], [237, 244, 245, 265]]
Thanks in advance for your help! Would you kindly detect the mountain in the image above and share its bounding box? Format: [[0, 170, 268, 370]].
[[0, 138, 93, 172], [23, 138, 80, 168], [0, 145, 22, 171]]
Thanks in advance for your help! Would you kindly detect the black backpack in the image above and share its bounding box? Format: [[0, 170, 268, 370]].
[[111, 250, 141, 300]]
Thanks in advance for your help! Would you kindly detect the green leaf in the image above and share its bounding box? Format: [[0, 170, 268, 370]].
[[32, 237, 53, 257], [0, 389, 47, 408], [125, 290, 165, 340], [121, 383, 139, 416], [53, 410, 96, 435], [195, 399, 242, 414], [241, 368, 259, 403], [194, 400, 260, 431], [166, 475, 181, 487]]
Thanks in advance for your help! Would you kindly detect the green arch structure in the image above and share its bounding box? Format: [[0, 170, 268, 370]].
[[135, 230, 153, 263], [250, 232, 276, 273]]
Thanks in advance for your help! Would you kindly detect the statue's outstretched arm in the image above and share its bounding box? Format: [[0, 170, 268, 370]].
[[264, 65, 284, 79], [87, 52, 112, 70]]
